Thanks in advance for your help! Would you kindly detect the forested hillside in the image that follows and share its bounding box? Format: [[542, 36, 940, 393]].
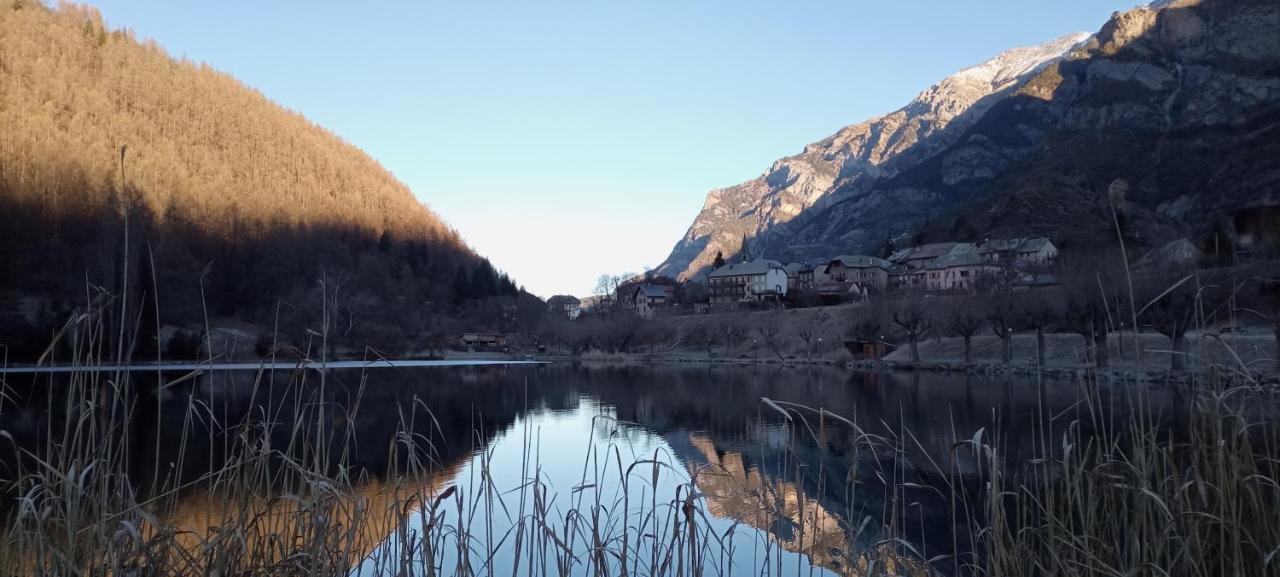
[[0, 2, 531, 360]]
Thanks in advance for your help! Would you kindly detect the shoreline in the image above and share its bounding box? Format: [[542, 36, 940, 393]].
[[556, 351, 1277, 384], [4, 350, 1271, 386], [0, 358, 545, 374]]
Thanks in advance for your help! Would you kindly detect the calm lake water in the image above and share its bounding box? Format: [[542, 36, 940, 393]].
[[0, 363, 1184, 576]]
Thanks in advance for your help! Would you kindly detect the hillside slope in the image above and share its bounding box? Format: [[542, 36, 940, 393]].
[[0, 3, 453, 242], [0, 2, 527, 359]]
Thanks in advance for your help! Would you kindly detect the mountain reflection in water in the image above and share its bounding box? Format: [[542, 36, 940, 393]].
[[0, 363, 1180, 575]]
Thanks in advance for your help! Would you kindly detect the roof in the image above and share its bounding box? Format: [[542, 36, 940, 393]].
[[784, 263, 806, 275], [632, 284, 672, 299], [827, 255, 893, 270], [1019, 237, 1052, 251], [978, 238, 1020, 252], [925, 252, 992, 270], [708, 259, 784, 278], [887, 242, 977, 263], [546, 295, 581, 306], [978, 237, 1054, 254], [1133, 238, 1203, 271]]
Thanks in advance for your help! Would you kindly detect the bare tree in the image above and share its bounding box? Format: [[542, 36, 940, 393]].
[[945, 296, 983, 363], [798, 310, 831, 360], [1016, 291, 1062, 369], [984, 295, 1017, 363], [1137, 272, 1217, 371], [758, 324, 784, 360], [1057, 249, 1124, 368], [719, 318, 743, 352], [798, 330, 815, 360], [1062, 283, 1111, 368], [593, 274, 623, 314], [890, 295, 929, 363]]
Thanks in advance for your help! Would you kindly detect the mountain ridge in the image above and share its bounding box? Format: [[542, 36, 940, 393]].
[[659, 0, 1280, 280], [774, 0, 1279, 257], [656, 33, 1090, 281]]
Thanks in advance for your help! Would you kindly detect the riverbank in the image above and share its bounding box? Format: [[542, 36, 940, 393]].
[[555, 303, 1277, 377], [0, 358, 544, 374]]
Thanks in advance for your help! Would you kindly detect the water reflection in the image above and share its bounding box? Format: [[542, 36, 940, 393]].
[[0, 364, 1180, 575]]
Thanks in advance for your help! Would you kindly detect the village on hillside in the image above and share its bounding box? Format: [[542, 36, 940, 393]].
[[503, 205, 1280, 374], [600, 235, 1060, 319], [549, 203, 1279, 322]]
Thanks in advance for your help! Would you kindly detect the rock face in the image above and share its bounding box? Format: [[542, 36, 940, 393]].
[[659, 0, 1280, 281], [656, 33, 1090, 281]]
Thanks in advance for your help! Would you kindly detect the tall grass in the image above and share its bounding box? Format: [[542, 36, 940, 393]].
[[974, 382, 1280, 576], [1, 295, 1277, 576]]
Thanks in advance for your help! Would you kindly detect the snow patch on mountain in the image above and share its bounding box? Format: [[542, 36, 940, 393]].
[[952, 33, 1091, 88]]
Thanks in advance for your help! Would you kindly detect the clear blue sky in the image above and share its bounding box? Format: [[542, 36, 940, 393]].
[[86, 0, 1135, 298]]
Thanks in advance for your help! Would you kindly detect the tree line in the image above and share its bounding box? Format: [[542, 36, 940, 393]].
[[850, 255, 1280, 371]]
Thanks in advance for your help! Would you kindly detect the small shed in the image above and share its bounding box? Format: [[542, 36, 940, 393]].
[[844, 339, 896, 361], [459, 332, 507, 349]]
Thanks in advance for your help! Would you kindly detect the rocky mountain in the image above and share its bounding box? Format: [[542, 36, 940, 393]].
[[656, 33, 1091, 281], [786, 0, 1280, 256], [660, 0, 1280, 280]]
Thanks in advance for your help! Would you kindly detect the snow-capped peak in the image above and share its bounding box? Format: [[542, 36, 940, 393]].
[[951, 32, 1091, 89]]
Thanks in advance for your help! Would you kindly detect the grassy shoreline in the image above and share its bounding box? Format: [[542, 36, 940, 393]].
[[2, 353, 1277, 575]]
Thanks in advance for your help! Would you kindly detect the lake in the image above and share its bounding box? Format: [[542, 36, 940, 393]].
[[0, 362, 1184, 576]]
